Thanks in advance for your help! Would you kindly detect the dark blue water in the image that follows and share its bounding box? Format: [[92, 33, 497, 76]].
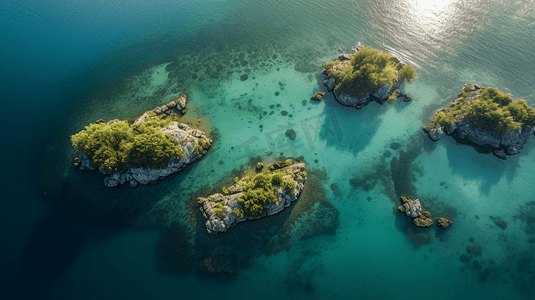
[[2, 0, 535, 299]]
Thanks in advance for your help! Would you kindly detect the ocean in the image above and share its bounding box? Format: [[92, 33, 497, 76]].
[[1, 0, 535, 299]]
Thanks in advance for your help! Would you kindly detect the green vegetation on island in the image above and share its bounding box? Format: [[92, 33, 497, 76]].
[[323, 46, 417, 98], [198, 159, 308, 233], [430, 85, 535, 133], [232, 160, 303, 218], [71, 117, 185, 173]]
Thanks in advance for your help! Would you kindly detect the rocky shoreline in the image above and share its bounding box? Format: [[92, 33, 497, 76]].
[[76, 95, 213, 187], [322, 44, 413, 110], [424, 84, 535, 160], [198, 161, 307, 234]]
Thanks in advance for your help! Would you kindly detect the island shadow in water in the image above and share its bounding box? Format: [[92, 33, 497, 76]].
[[157, 159, 339, 281], [314, 90, 384, 157], [443, 134, 526, 195]]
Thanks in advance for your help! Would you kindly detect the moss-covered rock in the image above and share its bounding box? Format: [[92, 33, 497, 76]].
[[413, 213, 434, 228], [437, 217, 453, 229]]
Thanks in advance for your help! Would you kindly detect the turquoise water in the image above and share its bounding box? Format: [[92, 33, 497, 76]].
[[2, 0, 535, 299]]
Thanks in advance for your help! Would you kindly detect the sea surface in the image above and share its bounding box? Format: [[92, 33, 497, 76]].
[[2, 0, 535, 299]]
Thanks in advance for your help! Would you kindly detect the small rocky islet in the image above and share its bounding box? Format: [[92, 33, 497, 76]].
[[424, 84, 535, 159], [322, 44, 416, 110], [198, 159, 307, 233], [72, 94, 213, 187], [397, 196, 453, 229]]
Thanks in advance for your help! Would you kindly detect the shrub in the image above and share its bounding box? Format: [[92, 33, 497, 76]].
[[281, 179, 296, 192], [238, 172, 279, 217], [71, 117, 184, 173], [233, 207, 244, 219], [194, 145, 203, 155], [398, 65, 417, 84], [284, 158, 293, 166], [271, 172, 284, 185], [222, 187, 229, 194], [214, 202, 225, 219]]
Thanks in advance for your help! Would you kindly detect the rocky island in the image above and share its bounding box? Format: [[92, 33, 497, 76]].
[[424, 84, 535, 159], [398, 197, 452, 229], [322, 44, 417, 109], [198, 159, 307, 234], [72, 94, 213, 187]]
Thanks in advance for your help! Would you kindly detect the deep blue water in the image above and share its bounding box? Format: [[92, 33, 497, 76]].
[[2, 0, 535, 299]]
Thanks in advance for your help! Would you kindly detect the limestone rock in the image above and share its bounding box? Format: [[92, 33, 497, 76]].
[[398, 197, 422, 218]]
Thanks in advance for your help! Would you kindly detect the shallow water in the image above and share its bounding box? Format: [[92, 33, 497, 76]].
[[2, 0, 535, 299]]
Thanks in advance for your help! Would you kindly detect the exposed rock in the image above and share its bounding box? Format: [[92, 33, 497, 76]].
[[76, 95, 212, 187], [311, 91, 325, 101], [398, 197, 422, 218], [437, 217, 453, 229], [424, 84, 535, 159], [134, 94, 188, 125], [285, 129, 297, 140], [256, 162, 264, 170], [413, 213, 434, 228], [198, 162, 307, 234]]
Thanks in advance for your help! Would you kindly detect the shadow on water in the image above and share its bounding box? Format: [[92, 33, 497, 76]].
[[315, 87, 385, 156], [443, 136, 528, 195], [157, 163, 339, 282]]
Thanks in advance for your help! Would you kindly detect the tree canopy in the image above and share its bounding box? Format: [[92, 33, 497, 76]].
[[71, 118, 185, 173], [431, 86, 535, 133], [324, 46, 417, 97]]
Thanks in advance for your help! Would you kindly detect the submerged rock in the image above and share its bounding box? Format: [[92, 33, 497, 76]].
[[467, 244, 483, 256], [285, 129, 297, 140], [198, 161, 307, 234]]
